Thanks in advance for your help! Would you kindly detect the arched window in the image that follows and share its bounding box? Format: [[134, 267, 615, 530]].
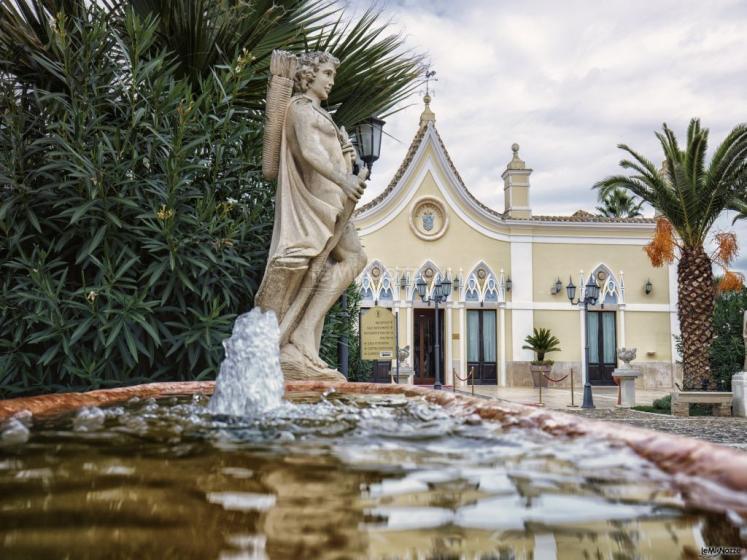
[[462, 262, 503, 305], [358, 260, 395, 304], [465, 273, 480, 302], [379, 271, 394, 301], [411, 261, 443, 301], [484, 274, 499, 302], [589, 264, 623, 305], [360, 275, 374, 301]]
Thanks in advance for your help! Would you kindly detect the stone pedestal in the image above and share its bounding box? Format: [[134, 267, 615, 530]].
[[612, 367, 641, 408], [390, 367, 415, 385], [733, 372, 747, 417]]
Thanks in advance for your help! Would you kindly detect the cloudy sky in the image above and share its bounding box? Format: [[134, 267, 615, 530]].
[[349, 0, 747, 273]]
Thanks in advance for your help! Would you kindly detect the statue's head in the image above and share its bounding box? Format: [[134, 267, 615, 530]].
[[294, 51, 340, 100]]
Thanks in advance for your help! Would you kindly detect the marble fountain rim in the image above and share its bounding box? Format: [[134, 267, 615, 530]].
[[2, 380, 747, 516]]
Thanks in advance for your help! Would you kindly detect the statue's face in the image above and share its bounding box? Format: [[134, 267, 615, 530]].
[[309, 61, 336, 101]]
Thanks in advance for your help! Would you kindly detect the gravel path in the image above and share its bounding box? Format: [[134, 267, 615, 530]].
[[560, 407, 747, 449]]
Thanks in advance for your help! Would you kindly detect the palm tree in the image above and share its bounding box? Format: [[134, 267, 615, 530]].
[[0, 0, 424, 129], [594, 119, 747, 389], [595, 187, 644, 218]]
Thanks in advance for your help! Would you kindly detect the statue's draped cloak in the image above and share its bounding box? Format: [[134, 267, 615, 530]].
[[255, 96, 347, 322]]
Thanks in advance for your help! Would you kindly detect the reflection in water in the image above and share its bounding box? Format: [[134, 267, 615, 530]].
[[0, 393, 744, 559]]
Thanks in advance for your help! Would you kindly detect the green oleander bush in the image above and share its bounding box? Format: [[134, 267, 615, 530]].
[[1, 12, 274, 395], [710, 287, 747, 391], [319, 284, 372, 381], [673, 287, 747, 391], [0, 1, 421, 396]]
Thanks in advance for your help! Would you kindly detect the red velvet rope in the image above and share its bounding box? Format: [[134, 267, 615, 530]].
[[542, 372, 570, 383], [454, 368, 475, 382]]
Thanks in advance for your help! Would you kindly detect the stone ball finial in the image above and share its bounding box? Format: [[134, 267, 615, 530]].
[[424, 93, 431, 105], [511, 143, 520, 154]]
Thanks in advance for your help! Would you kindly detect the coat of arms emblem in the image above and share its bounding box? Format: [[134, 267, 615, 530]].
[[422, 210, 435, 231]]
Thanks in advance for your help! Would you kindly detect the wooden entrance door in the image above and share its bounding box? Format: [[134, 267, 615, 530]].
[[466, 309, 498, 384], [413, 308, 444, 385], [587, 310, 617, 386]]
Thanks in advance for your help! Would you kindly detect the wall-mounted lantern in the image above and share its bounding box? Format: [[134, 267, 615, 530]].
[[550, 277, 562, 295], [644, 279, 653, 295], [505, 277, 513, 292]]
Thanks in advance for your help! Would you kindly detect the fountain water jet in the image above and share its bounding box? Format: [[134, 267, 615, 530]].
[[208, 308, 285, 416]]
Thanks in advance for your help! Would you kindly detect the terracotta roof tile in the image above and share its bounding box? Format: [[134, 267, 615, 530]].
[[516, 214, 654, 224]]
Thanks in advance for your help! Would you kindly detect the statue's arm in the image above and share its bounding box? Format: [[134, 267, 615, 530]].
[[289, 102, 348, 187]]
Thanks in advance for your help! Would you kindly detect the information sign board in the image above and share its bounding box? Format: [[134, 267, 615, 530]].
[[360, 307, 396, 360]]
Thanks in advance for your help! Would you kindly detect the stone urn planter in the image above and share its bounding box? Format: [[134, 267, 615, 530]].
[[523, 327, 561, 389], [530, 363, 551, 388]]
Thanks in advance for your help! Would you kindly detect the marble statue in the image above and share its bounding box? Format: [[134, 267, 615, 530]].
[[256, 51, 368, 381]]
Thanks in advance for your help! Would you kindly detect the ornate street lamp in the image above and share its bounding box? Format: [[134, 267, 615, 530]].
[[338, 117, 385, 375], [416, 274, 451, 390], [566, 274, 600, 408], [352, 117, 385, 177]]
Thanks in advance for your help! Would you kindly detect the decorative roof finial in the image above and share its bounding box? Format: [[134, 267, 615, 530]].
[[419, 68, 437, 126], [507, 142, 526, 170], [424, 68, 437, 97]]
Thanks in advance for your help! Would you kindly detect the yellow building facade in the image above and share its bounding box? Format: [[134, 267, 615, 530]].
[[353, 98, 681, 389]]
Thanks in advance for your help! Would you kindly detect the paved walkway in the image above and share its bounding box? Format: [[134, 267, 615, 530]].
[[458, 385, 747, 449], [464, 385, 671, 409]]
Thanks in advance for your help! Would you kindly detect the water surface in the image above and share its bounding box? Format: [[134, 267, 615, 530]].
[[1, 392, 744, 559]]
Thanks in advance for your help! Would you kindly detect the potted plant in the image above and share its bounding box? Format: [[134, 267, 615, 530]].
[[522, 328, 561, 388]]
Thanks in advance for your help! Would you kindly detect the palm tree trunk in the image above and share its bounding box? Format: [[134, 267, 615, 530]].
[[677, 246, 714, 390]]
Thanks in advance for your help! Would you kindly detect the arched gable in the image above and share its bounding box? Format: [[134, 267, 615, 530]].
[[358, 260, 395, 305], [462, 261, 505, 305], [410, 260, 445, 302], [587, 264, 624, 305]]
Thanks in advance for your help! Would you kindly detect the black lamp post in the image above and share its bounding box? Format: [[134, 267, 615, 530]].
[[566, 275, 600, 408], [339, 117, 385, 376], [416, 274, 452, 390], [352, 116, 385, 177]]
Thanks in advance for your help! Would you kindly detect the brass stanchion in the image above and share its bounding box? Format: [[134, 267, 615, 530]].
[[453, 367, 475, 395], [538, 376, 544, 406], [567, 367, 578, 407]]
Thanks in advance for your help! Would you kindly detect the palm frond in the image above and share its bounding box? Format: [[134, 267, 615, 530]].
[[596, 119, 747, 248], [319, 8, 425, 128]]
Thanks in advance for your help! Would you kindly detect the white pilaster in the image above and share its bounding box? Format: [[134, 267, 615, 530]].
[[499, 303, 507, 386], [618, 304, 626, 349], [445, 303, 453, 386], [459, 304, 466, 386], [510, 240, 534, 361], [668, 260, 680, 363]]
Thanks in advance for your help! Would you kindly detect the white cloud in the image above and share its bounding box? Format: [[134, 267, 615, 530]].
[[352, 0, 747, 272]]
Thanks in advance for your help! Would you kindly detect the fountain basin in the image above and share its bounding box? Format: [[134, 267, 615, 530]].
[[1, 381, 746, 558]]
